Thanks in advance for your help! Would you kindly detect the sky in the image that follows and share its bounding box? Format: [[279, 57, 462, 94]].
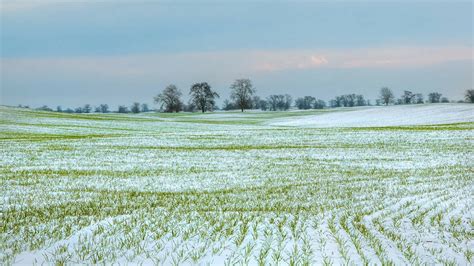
[[1, 0, 473, 109]]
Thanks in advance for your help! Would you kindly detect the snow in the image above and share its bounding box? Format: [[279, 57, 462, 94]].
[[1, 104, 473, 265], [269, 104, 474, 127]]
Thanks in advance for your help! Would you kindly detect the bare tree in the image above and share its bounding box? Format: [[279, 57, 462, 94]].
[[154, 84, 183, 113], [379, 87, 394, 106], [83, 104, 92, 113], [131, 102, 141, 113], [313, 99, 326, 109], [346, 94, 356, 107], [222, 99, 236, 111], [415, 94, 424, 104], [283, 94, 292, 110], [295, 96, 316, 110], [141, 103, 149, 112], [355, 95, 366, 106], [117, 105, 128, 113], [267, 94, 292, 111], [428, 92, 442, 103], [99, 104, 109, 113], [259, 99, 268, 111], [230, 79, 256, 112], [251, 96, 265, 110], [331, 94, 365, 107], [189, 82, 219, 113], [267, 95, 280, 111], [401, 91, 416, 104], [465, 90, 474, 103]]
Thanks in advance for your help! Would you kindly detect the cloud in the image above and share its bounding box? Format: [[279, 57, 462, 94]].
[[252, 53, 329, 71], [251, 46, 473, 71], [337, 46, 473, 68], [2, 45, 472, 108], [1, 46, 471, 81]]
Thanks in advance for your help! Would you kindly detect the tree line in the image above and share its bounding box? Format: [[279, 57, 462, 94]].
[[153, 80, 473, 113], [19, 81, 474, 113], [378, 87, 455, 106], [29, 103, 150, 114]]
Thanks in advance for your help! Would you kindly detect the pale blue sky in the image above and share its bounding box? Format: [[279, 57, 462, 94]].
[[1, 0, 472, 108]]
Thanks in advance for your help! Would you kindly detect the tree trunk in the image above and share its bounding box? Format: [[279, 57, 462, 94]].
[[241, 108, 244, 112]]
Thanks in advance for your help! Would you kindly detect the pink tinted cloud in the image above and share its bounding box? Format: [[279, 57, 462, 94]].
[[338, 46, 473, 68], [252, 52, 329, 71], [2, 46, 471, 80], [251, 46, 472, 72]]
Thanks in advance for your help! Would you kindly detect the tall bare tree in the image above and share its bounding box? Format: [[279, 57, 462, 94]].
[[230, 79, 256, 112], [379, 87, 394, 106], [189, 82, 219, 113], [154, 84, 183, 113]]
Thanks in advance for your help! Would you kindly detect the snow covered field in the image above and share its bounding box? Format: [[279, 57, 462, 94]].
[[270, 104, 474, 127], [1, 105, 473, 265]]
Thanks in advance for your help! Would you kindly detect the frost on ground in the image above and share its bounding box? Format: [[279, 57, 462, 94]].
[[270, 104, 474, 127], [0, 105, 473, 265]]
